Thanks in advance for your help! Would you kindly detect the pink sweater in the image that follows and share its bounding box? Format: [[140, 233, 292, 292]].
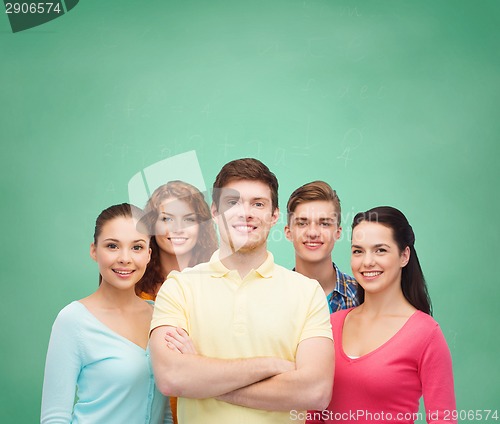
[[307, 308, 456, 424]]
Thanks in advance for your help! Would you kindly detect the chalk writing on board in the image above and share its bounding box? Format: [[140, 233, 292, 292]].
[[201, 104, 211, 117], [337, 128, 363, 168], [339, 84, 350, 99], [377, 85, 386, 98], [124, 103, 135, 117], [303, 78, 316, 93], [103, 143, 114, 159], [274, 148, 286, 166], [349, 36, 365, 62], [290, 115, 319, 158], [106, 182, 116, 194], [135, 148, 148, 169], [339, 6, 361, 17], [360, 85, 369, 99], [120, 144, 131, 161], [249, 140, 263, 158], [447, 330, 458, 349], [171, 105, 184, 113], [308, 38, 325, 58], [160, 147, 172, 159], [220, 134, 235, 158], [260, 42, 279, 56], [338, 84, 387, 99], [188, 134, 205, 144]]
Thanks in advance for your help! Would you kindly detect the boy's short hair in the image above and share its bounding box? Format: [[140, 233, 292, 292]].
[[212, 158, 279, 212], [287, 180, 341, 225]]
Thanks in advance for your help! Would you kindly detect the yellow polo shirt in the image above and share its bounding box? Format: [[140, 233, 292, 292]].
[[151, 251, 332, 424]]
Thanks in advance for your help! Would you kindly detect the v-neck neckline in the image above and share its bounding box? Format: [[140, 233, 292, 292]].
[[339, 308, 420, 362], [75, 301, 149, 352]]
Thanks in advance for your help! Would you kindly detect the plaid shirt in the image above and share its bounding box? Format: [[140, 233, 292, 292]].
[[327, 263, 358, 313]]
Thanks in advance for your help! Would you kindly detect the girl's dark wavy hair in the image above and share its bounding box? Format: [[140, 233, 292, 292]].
[[352, 206, 432, 315], [136, 181, 218, 296]]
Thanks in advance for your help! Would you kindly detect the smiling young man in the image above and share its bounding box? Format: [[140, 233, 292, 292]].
[[285, 181, 357, 313], [149, 159, 334, 424]]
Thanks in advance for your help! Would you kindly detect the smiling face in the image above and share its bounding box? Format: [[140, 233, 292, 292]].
[[213, 179, 279, 255], [285, 200, 341, 265], [90, 216, 151, 290], [154, 198, 200, 261], [351, 221, 409, 297]]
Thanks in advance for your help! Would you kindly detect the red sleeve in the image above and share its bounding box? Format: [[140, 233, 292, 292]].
[[419, 324, 457, 424]]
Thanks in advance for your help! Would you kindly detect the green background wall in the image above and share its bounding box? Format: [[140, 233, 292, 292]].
[[1, 1, 499, 421]]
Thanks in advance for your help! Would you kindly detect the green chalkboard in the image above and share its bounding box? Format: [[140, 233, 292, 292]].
[[1, 0, 499, 421]]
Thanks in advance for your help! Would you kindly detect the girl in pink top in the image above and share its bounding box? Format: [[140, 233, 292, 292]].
[[307, 206, 456, 424]]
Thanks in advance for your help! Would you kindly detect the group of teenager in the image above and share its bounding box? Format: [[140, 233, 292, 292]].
[[41, 158, 456, 423]]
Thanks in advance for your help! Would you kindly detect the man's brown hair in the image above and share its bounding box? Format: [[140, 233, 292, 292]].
[[286, 180, 341, 225], [212, 158, 279, 212]]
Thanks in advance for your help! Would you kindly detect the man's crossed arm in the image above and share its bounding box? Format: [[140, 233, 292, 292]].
[[150, 326, 334, 411], [149, 326, 294, 398]]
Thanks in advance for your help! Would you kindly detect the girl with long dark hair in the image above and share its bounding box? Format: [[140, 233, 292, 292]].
[[307, 206, 456, 424]]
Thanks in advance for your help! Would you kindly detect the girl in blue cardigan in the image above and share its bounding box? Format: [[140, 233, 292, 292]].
[[41, 203, 172, 424]]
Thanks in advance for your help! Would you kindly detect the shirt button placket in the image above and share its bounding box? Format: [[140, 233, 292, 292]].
[[233, 284, 247, 335]]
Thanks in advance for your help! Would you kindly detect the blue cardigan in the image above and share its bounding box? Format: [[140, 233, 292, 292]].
[[41, 301, 172, 424]]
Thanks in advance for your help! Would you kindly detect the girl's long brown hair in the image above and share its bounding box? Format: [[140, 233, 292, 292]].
[[136, 181, 218, 296]]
